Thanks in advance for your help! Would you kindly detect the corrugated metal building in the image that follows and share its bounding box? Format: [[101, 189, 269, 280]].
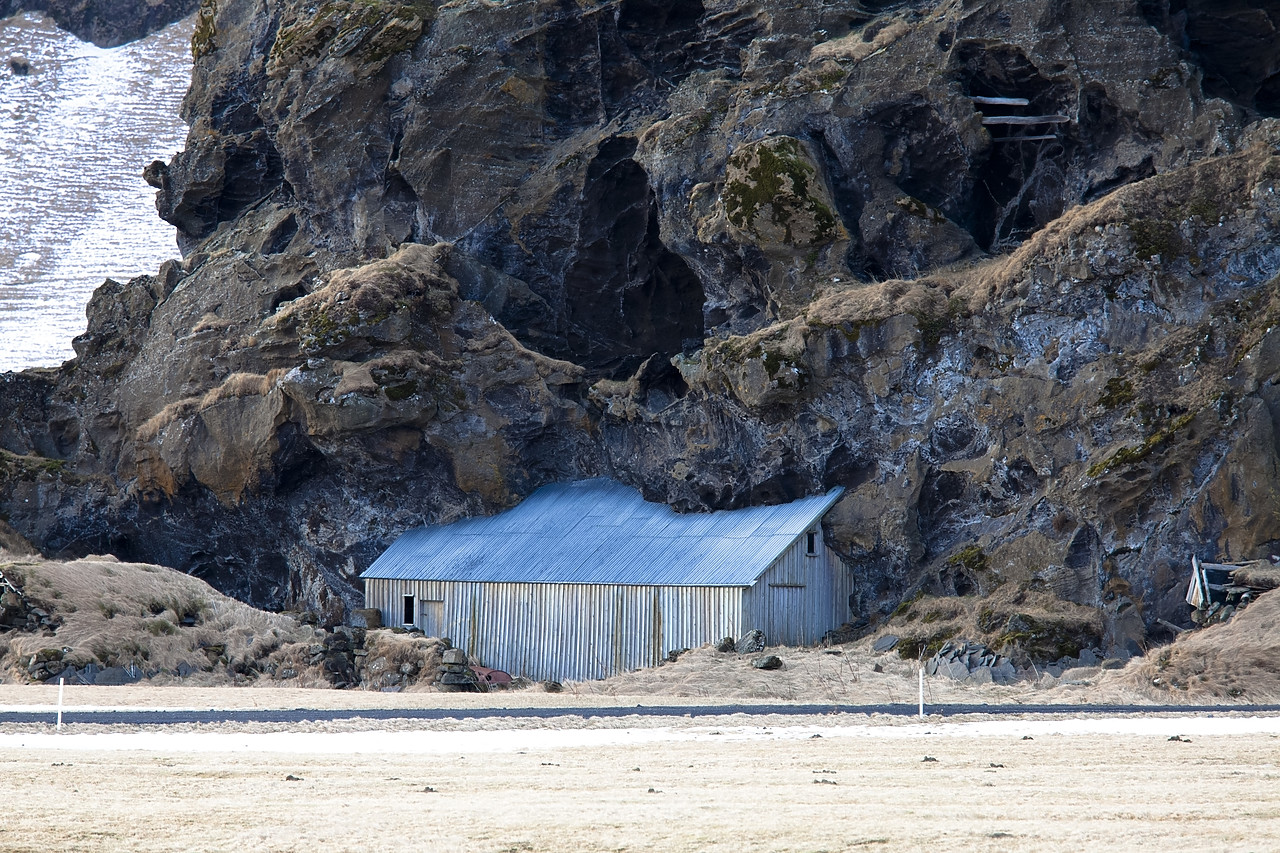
[[361, 479, 849, 681]]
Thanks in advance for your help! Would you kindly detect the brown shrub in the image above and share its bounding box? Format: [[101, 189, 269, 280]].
[[1126, 589, 1280, 702]]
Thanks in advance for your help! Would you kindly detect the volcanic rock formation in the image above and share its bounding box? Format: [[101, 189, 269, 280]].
[[2, 0, 1280, 645]]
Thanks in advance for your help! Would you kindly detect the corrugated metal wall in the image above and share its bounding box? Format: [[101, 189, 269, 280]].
[[741, 527, 853, 646], [364, 524, 853, 681], [365, 579, 745, 682]]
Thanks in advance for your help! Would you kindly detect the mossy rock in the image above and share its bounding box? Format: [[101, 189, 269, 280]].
[[993, 613, 1100, 662], [721, 136, 843, 248], [896, 626, 960, 660], [0, 449, 72, 484], [191, 0, 217, 59], [946, 545, 987, 574], [1086, 411, 1196, 477], [910, 297, 965, 355], [270, 0, 434, 75], [1096, 377, 1135, 410], [1127, 218, 1183, 261]]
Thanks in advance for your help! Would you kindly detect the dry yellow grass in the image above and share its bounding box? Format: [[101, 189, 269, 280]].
[[1127, 588, 1280, 701], [0, 726, 1278, 852], [0, 552, 313, 682], [570, 633, 1164, 706], [1232, 562, 1280, 590], [873, 585, 1102, 662]]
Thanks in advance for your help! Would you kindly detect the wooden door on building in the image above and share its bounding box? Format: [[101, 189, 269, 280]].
[[420, 599, 445, 639], [767, 584, 805, 646]]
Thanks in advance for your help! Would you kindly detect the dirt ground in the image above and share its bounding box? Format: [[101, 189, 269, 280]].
[[2, 641, 1277, 851], [1, 712, 1278, 853]]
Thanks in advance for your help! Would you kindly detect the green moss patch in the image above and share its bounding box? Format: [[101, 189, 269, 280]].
[[993, 612, 1100, 661], [910, 298, 964, 355], [0, 449, 71, 484], [722, 137, 840, 246], [1086, 411, 1196, 477], [896, 626, 960, 660], [1095, 377, 1135, 410], [271, 0, 434, 72], [191, 0, 218, 59], [946, 545, 987, 574]]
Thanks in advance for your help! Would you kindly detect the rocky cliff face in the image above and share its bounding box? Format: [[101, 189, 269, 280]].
[[3, 0, 1280, 645]]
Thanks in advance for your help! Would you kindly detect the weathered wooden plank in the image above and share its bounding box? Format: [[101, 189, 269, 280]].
[[992, 134, 1059, 142], [971, 95, 1030, 106], [982, 115, 1071, 125]]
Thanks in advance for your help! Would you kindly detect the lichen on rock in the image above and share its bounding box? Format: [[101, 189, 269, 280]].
[[721, 136, 844, 250]]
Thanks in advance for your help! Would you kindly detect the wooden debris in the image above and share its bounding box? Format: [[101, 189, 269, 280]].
[[991, 134, 1059, 142], [981, 115, 1071, 125], [971, 95, 1030, 106], [1186, 556, 1278, 627]]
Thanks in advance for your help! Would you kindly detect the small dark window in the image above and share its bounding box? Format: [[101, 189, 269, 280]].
[[402, 594, 415, 626], [806, 531, 818, 556]]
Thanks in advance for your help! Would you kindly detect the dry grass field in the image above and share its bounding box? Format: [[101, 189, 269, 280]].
[[0, 717, 1278, 852]]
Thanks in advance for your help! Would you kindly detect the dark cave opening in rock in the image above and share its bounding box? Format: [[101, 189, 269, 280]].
[[216, 137, 285, 228], [561, 138, 706, 377], [1142, 0, 1280, 116], [955, 42, 1076, 251], [1257, 73, 1280, 115]]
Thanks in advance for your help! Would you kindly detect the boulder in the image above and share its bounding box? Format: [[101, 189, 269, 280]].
[[968, 666, 994, 685], [752, 655, 783, 670], [872, 634, 899, 653], [735, 630, 766, 654], [350, 608, 382, 630], [991, 661, 1018, 684], [94, 666, 143, 686]]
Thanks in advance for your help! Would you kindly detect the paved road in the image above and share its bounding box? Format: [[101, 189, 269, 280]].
[[1, 703, 1278, 726]]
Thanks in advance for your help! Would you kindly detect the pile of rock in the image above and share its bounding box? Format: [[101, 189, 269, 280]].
[[0, 568, 57, 635], [25, 649, 149, 685], [311, 625, 364, 688], [434, 648, 479, 692], [925, 641, 1018, 684], [1033, 647, 1120, 678], [25, 647, 69, 682]]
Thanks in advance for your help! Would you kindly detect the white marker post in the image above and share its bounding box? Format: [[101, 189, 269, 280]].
[[918, 668, 924, 718], [56, 677, 64, 731]]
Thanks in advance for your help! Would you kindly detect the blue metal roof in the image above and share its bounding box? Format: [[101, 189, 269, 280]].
[[361, 479, 845, 586]]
